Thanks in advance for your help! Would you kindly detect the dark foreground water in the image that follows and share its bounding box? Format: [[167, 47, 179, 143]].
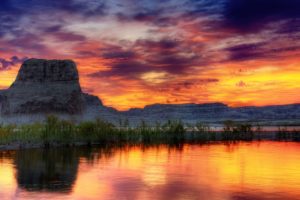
[[1, 142, 300, 200]]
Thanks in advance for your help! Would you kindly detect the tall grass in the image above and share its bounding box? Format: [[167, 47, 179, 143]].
[[0, 116, 299, 148], [186, 122, 216, 142], [0, 116, 187, 147], [222, 120, 254, 141], [276, 125, 300, 141]]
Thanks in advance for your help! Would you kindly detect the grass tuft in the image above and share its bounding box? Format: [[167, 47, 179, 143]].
[[0, 116, 299, 148]]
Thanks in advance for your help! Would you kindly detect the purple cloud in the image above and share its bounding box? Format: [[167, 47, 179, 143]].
[[0, 56, 28, 71]]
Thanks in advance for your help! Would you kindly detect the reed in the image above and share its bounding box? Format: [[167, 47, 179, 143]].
[[0, 116, 299, 148], [276, 126, 300, 141], [222, 120, 254, 141]]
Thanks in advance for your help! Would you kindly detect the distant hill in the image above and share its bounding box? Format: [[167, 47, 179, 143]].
[[122, 103, 300, 126], [0, 59, 299, 126]]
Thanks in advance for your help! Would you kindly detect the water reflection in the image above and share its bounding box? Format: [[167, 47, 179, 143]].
[[0, 142, 300, 200], [14, 148, 82, 192]]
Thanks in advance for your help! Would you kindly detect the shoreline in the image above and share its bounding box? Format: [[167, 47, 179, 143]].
[[0, 131, 299, 151], [0, 116, 299, 151]]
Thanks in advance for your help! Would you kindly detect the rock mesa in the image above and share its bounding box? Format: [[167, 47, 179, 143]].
[[0, 59, 101, 115]]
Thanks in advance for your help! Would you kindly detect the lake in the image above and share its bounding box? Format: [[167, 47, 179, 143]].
[[1, 142, 300, 200]]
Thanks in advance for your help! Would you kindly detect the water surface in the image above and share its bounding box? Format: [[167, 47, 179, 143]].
[[1, 142, 300, 200]]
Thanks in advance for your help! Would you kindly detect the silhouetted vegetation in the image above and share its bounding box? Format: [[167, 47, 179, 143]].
[[187, 122, 216, 142], [0, 116, 187, 147], [276, 125, 300, 141], [0, 116, 299, 149], [222, 120, 254, 141]]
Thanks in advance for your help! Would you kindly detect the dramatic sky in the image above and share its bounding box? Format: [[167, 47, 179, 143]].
[[0, 0, 299, 110]]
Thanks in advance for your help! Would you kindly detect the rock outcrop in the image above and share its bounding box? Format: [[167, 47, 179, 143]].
[[0, 59, 100, 115], [0, 59, 299, 126]]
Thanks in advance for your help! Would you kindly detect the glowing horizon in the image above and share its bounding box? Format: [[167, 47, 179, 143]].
[[0, 0, 300, 110]]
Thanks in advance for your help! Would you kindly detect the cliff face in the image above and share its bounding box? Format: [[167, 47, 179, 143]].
[[0, 59, 100, 115], [0, 59, 299, 125]]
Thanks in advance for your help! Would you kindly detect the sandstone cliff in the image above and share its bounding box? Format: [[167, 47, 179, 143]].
[[0, 59, 299, 126], [0, 59, 101, 115]]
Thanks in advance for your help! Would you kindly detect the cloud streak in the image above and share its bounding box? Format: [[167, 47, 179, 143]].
[[0, 56, 28, 71], [0, 0, 299, 109]]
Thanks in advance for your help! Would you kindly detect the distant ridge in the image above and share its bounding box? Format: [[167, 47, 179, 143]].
[[0, 59, 299, 125], [122, 102, 300, 125], [127, 102, 300, 111]]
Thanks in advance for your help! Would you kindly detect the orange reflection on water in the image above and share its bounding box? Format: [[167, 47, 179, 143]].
[[0, 162, 16, 200], [1, 142, 300, 200], [70, 142, 300, 200]]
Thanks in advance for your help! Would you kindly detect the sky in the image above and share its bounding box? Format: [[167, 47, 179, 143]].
[[0, 0, 299, 110]]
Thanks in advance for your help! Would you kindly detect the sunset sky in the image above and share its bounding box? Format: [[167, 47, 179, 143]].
[[0, 0, 299, 110]]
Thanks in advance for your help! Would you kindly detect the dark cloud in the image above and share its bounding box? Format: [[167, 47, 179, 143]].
[[225, 42, 268, 61], [0, 56, 28, 71], [1, 0, 300, 82], [136, 39, 179, 50], [131, 11, 177, 27], [0, 14, 23, 38], [148, 54, 199, 74], [0, 0, 107, 17], [44, 25, 63, 33], [102, 50, 136, 60], [51, 31, 87, 42], [39, 25, 87, 42], [270, 46, 300, 54], [223, 0, 300, 32], [115, 0, 223, 28], [137, 39, 201, 74], [90, 38, 204, 79], [116, 11, 177, 27], [225, 42, 300, 62], [7, 33, 50, 54], [275, 19, 300, 34], [0, 0, 23, 14], [76, 50, 98, 58], [0, 0, 108, 38], [90, 61, 152, 79], [114, 0, 190, 27], [183, 0, 224, 19], [228, 51, 264, 62], [226, 42, 267, 53]]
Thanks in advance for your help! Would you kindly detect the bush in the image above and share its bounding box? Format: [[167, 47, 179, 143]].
[[222, 120, 254, 141]]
